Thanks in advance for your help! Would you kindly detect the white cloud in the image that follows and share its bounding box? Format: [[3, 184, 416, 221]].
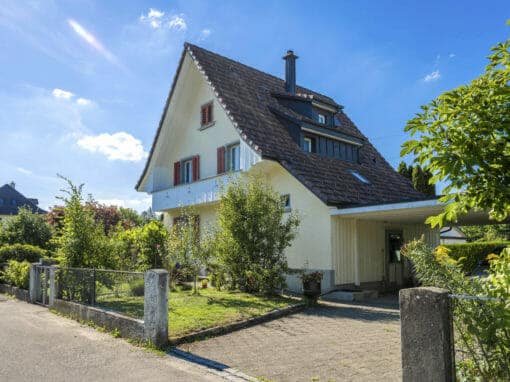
[[200, 29, 211, 39], [449, 53, 456, 59], [423, 70, 441, 82], [140, 8, 165, 29], [16, 166, 32, 175], [77, 132, 148, 162], [168, 15, 187, 31], [76, 97, 92, 106], [52, 88, 74, 99]]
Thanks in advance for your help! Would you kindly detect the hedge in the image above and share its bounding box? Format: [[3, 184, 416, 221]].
[[442, 241, 510, 273], [0, 244, 52, 264], [1, 260, 31, 289]]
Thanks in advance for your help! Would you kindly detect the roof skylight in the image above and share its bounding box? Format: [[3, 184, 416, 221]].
[[350, 170, 370, 184]]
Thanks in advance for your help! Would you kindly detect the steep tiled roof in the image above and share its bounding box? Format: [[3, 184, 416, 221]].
[[0, 184, 46, 215], [137, 43, 427, 207]]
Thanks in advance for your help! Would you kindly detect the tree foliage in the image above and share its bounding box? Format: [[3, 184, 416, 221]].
[[401, 36, 510, 227], [52, 176, 113, 269], [461, 224, 510, 242], [215, 174, 300, 294], [0, 206, 53, 249], [167, 208, 214, 294], [397, 161, 436, 196], [402, 240, 510, 380]]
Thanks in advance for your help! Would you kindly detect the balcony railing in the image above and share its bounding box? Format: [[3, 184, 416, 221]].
[[151, 172, 239, 211]]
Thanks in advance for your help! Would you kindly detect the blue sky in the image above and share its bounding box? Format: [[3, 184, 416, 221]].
[[1, 0, 509, 211]]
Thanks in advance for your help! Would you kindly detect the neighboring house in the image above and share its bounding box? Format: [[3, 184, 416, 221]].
[[440, 226, 467, 244], [136, 43, 442, 293], [0, 182, 47, 222]]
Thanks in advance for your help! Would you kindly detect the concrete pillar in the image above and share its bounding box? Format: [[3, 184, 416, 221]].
[[144, 269, 169, 348], [49, 266, 59, 307], [399, 287, 455, 382], [29, 263, 40, 303]]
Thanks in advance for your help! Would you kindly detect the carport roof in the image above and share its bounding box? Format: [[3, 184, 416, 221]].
[[330, 198, 500, 225]]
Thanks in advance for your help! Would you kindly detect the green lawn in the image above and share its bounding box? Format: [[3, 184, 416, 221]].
[[97, 287, 295, 338]]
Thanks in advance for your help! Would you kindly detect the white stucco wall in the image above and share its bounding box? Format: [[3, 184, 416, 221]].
[[141, 53, 243, 193]]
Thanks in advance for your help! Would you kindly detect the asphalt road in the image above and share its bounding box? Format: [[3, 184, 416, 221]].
[[0, 294, 245, 382]]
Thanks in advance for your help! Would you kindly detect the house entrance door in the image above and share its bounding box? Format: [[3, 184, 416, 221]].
[[385, 230, 404, 289]]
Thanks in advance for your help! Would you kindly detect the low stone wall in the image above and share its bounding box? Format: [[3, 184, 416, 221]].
[[0, 284, 30, 302], [53, 299, 145, 341], [171, 302, 306, 346]]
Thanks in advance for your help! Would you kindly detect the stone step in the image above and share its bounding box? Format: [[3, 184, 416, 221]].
[[321, 289, 379, 302]]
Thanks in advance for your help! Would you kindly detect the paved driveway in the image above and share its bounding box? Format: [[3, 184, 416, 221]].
[[179, 300, 402, 382], [0, 294, 238, 382]]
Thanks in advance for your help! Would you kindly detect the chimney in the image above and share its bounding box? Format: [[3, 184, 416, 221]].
[[9, 181, 15, 189], [283, 50, 298, 94]]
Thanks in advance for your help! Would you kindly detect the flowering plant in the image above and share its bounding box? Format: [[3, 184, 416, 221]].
[[300, 271, 323, 284]]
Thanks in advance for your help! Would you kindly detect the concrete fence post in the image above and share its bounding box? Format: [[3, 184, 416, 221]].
[[29, 263, 40, 303], [144, 269, 169, 348], [49, 266, 59, 308], [399, 287, 455, 382]]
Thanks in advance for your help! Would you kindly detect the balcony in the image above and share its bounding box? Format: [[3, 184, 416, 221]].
[[151, 172, 239, 212]]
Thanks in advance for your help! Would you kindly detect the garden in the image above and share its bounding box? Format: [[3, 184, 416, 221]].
[[0, 174, 301, 340]]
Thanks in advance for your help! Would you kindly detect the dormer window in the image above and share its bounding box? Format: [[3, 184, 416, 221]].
[[201, 102, 213, 127], [318, 113, 326, 124], [303, 136, 316, 153]]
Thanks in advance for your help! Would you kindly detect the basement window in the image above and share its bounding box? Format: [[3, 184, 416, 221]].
[[350, 170, 370, 184]]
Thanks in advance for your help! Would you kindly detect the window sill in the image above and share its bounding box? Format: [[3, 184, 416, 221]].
[[199, 121, 215, 131]]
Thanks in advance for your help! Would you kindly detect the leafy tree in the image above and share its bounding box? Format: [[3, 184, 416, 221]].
[[110, 220, 168, 272], [461, 224, 510, 242], [216, 174, 300, 294], [52, 176, 113, 269], [403, 240, 510, 380], [0, 206, 53, 249], [397, 161, 435, 196], [167, 208, 214, 294], [401, 34, 510, 227], [118, 207, 145, 228]]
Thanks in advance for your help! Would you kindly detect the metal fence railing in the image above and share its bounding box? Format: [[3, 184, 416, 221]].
[[450, 294, 510, 380], [57, 267, 145, 319]]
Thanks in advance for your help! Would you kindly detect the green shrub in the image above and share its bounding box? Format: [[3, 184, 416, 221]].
[[128, 278, 145, 297], [2, 260, 31, 289], [442, 241, 510, 273], [0, 243, 51, 263]]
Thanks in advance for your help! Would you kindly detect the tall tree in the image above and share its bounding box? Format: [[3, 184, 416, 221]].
[[397, 161, 436, 196], [401, 33, 510, 227], [0, 206, 53, 249]]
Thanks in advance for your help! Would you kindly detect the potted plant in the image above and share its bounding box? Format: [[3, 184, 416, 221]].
[[300, 271, 323, 301]]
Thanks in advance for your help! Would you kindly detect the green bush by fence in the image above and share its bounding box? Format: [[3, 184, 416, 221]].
[[0, 243, 52, 264], [1, 260, 31, 289], [442, 241, 510, 273]]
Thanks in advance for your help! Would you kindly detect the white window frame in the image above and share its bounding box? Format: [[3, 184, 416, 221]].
[[183, 159, 193, 184], [304, 137, 313, 153], [228, 143, 240, 171], [318, 113, 326, 124]]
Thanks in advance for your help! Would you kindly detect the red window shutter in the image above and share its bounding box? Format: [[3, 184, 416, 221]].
[[217, 146, 225, 174], [173, 161, 180, 186], [192, 155, 200, 181]]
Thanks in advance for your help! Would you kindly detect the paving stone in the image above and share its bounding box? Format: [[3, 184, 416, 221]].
[[178, 300, 402, 382]]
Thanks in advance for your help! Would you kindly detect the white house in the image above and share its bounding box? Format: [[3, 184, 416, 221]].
[[136, 43, 443, 293]]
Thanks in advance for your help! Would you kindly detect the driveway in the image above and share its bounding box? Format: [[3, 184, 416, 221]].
[[0, 294, 244, 382], [179, 300, 402, 382]]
